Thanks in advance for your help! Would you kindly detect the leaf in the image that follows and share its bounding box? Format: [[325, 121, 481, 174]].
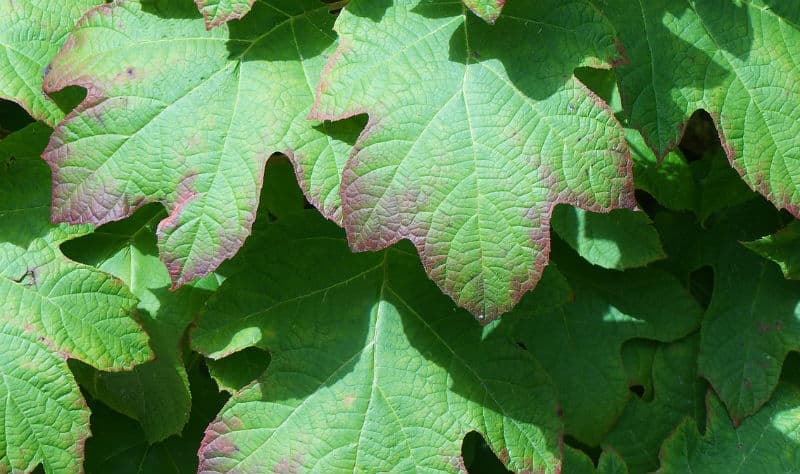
[[603, 336, 707, 473], [62, 204, 221, 442], [42, 0, 355, 290], [0, 124, 151, 473], [657, 383, 800, 473], [690, 149, 757, 221], [195, 0, 256, 29], [698, 238, 800, 422], [599, 0, 800, 217], [551, 206, 665, 270], [84, 362, 229, 474], [0, 0, 102, 125], [462, 0, 506, 24], [193, 211, 563, 473], [627, 128, 696, 212], [311, 0, 636, 320], [744, 220, 800, 280], [507, 241, 702, 445], [563, 447, 628, 474], [205, 347, 271, 394]]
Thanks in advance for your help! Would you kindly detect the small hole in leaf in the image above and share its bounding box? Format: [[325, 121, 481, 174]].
[[679, 110, 720, 162], [516, 341, 528, 351], [629, 384, 645, 398], [462, 431, 511, 473]]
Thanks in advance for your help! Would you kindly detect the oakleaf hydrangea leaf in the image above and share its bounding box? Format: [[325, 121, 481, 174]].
[[84, 364, 228, 474], [0, 124, 151, 473], [312, 0, 636, 321], [551, 206, 665, 270], [563, 447, 628, 474], [744, 220, 800, 280], [627, 128, 696, 212], [699, 238, 800, 422], [507, 241, 702, 445], [63, 204, 221, 442], [0, 0, 102, 125], [462, 0, 506, 24], [193, 212, 563, 473], [195, 0, 255, 29], [603, 336, 706, 474], [205, 347, 271, 394], [42, 0, 355, 289], [600, 0, 800, 217], [658, 384, 800, 473]]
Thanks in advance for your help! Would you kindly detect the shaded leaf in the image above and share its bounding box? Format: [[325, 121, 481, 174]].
[[627, 128, 696, 212], [84, 362, 228, 474], [0, 0, 101, 125], [63, 204, 221, 442], [563, 446, 628, 474], [193, 211, 563, 473], [603, 336, 707, 473], [311, 0, 635, 320], [0, 124, 151, 473], [508, 241, 702, 445], [205, 347, 271, 395], [551, 206, 665, 270], [744, 220, 800, 280], [599, 0, 800, 216], [658, 384, 800, 473], [43, 0, 355, 290]]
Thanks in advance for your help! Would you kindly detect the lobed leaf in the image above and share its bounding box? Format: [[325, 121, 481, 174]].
[[312, 0, 636, 321], [42, 0, 355, 291], [599, 0, 800, 217], [462, 0, 506, 24], [0, 124, 151, 473], [0, 0, 102, 125], [193, 211, 563, 473], [63, 204, 221, 442], [507, 241, 702, 445], [658, 384, 800, 473]]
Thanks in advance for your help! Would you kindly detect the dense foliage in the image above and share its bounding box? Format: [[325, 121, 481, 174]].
[[1, 0, 799, 473]]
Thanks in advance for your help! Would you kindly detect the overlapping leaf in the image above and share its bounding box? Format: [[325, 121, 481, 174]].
[[462, 0, 506, 23], [42, 0, 356, 290], [312, 0, 635, 320], [603, 336, 706, 473], [507, 241, 702, 445], [658, 383, 800, 473], [0, 0, 102, 125], [195, 0, 256, 28], [0, 124, 151, 473], [744, 220, 800, 280], [599, 0, 800, 216], [63, 204, 221, 442], [193, 212, 563, 473]]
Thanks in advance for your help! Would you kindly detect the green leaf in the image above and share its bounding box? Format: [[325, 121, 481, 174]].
[[551, 206, 665, 270], [698, 240, 800, 422], [507, 242, 702, 445], [0, 0, 102, 125], [658, 383, 800, 473], [195, 0, 255, 29], [627, 128, 696, 212], [0, 124, 151, 473], [744, 220, 800, 280], [311, 0, 635, 320], [563, 446, 628, 474], [193, 211, 563, 473], [690, 149, 757, 221], [205, 347, 271, 394], [603, 336, 707, 473], [600, 0, 800, 217], [62, 204, 221, 442], [462, 0, 506, 24], [84, 362, 229, 474], [42, 0, 354, 290]]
